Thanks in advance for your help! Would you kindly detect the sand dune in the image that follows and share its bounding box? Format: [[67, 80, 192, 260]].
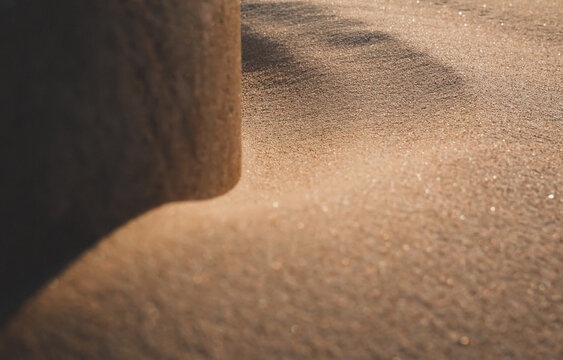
[[1, 0, 561, 359]]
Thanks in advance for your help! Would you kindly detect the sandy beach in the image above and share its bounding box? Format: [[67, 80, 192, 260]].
[[1, 0, 561, 358]]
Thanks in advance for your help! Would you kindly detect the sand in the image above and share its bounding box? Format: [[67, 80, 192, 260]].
[[0, 1, 241, 326], [1, 0, 561, 359]]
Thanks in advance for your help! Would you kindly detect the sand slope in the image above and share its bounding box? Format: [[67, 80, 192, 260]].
[[1, 0, 561, 359]]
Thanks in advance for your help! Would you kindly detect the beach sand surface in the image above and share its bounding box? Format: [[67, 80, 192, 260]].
[[1, 0, 561, 359]]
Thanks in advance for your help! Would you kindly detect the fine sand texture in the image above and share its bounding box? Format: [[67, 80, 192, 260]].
[[1, 0, 561, 359]]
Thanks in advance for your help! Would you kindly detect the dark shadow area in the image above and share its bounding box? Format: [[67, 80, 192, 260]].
[[0, 0, 241, 329], [242, 24, 330, 90], [241, 0, 468, 125], [242, 24, 295, 73]]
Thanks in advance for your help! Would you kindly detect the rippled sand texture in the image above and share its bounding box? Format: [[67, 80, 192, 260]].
[[1, 0, 561, 359]]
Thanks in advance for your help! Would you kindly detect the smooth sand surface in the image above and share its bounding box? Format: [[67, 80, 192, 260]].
[[1, 0, 561, 359]]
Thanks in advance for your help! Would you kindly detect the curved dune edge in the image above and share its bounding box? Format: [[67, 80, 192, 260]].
[[0, 0, 241, 327], [1, 0, 561, 359]]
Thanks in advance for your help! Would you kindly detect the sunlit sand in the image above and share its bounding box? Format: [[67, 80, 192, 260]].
[[1, 0, 561, 358]]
